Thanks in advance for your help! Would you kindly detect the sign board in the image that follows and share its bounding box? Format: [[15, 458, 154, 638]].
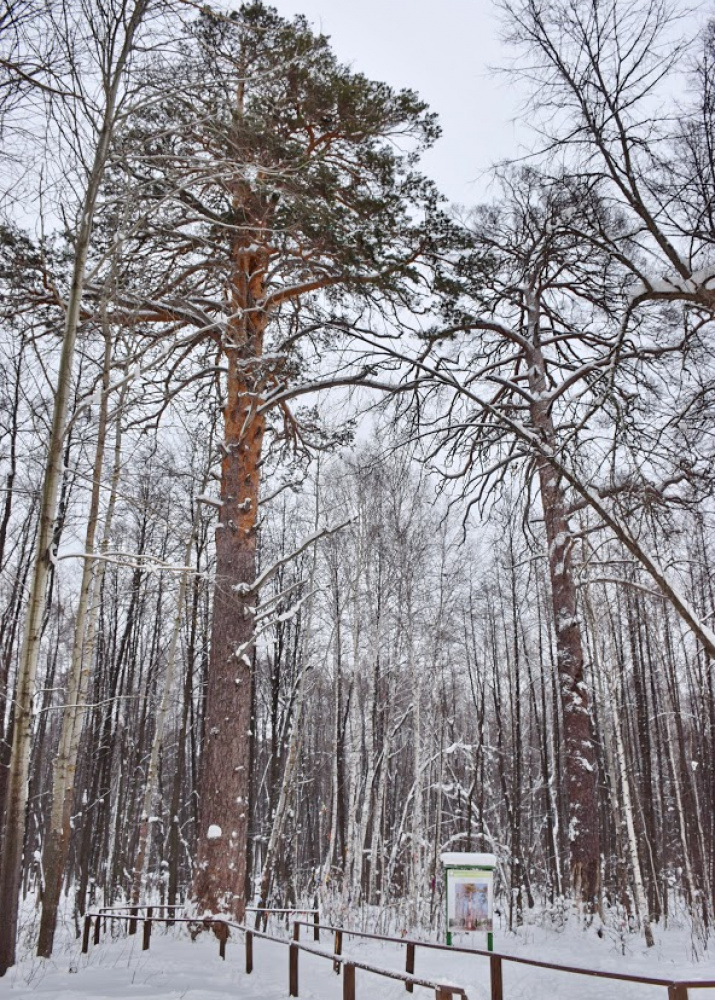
[[446, 867, 493, 933], [440, 851, 496, 950]]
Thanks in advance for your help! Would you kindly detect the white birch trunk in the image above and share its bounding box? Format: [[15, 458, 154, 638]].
[[320, 646, 341, 888], [610, 673, 654, 946], [367, 715, 390, 906], [0, 0, 150, 973], [37, 323, 115, 956]]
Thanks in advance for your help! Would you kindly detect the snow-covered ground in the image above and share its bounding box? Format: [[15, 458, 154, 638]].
[[1, 918, 715, 1000]]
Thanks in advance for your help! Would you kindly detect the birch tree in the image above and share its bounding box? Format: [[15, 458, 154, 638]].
[[0, 0, 155, 972]]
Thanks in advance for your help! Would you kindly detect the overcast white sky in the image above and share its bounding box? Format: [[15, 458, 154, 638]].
[[267, 0, 527, 206]]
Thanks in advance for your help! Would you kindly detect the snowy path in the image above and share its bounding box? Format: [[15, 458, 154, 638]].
[[1, 925, 715, 1000]]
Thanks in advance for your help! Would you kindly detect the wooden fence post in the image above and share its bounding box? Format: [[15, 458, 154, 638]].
[[93, 914, 102, 947], [293, 921, 300, 942], [343, 962, 356, 1000], [212, 919, 228, 960], [435, 990, 454, 1000], [142, 907, 153, 951], [245, 931, 253, 974], [313, 910, 320, 942], [289, 943, 299, 997], [129, 906, 138, 935], [334, 929, 343, 974], [82, 915, 91, 954], [405, 942, 415, 993], [669, 986, 689, 1000], [490, 954, 503, 1000]]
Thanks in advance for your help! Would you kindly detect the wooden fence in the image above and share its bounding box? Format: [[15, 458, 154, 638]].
[[293, 920, 715, 1000], [81, 907, 467, 1000], [80, 906, 715, 1000]]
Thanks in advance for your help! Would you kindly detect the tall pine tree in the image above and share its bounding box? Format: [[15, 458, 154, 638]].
[[102, 0, 445, 919]]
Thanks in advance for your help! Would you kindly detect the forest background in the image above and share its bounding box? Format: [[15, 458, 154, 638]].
[[0, 0, 714, 977]]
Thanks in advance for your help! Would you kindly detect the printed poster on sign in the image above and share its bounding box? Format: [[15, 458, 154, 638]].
[[446, 868, 493, 933]]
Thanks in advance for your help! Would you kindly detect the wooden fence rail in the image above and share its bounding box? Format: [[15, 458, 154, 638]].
[[80, 908, 715, 1000], [293, 920, 715, 1000], [81, 908, 467, 1000], [245, 906, 320, 940]]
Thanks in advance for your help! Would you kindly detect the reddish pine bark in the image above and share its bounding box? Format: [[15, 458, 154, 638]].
[[192, 243, 267, 920]]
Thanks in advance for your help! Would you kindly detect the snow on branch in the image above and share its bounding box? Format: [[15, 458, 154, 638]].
[[233, 518, 352, 597], [254, 588, 313, 627], [195, 494, 221, 509], [627, 261, 715, 305], [234, 589, 316, 664], [254, 579, 304, 616], [56, 549, 205, 576]]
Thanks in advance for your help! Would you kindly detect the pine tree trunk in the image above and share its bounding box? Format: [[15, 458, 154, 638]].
[[192, 242, 267, 920], [525, 287, 600, 911]]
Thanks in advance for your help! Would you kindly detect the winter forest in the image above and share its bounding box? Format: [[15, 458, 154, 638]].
[[1, 0, 715, 981]]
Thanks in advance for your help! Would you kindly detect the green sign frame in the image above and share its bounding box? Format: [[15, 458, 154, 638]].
[[442, 856, 496, 951]]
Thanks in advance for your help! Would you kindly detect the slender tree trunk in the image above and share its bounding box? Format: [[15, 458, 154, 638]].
[[611, 673, 655, 946], [588, 580, 654, 945], [72, 381, 127, 913], [407, 593, 424, 928], [0, 511, 38, 859], [37, 325, 115, 956], [131, 504, 204, 904], [0, 341, 23, 576], [255, 502, 320, 918], [168, 636, 194, 910], [321, 567, 343, 887], [0, 3, 149, 972], [368, 710, 390, 907]]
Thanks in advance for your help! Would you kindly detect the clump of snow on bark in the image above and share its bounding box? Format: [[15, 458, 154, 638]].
[[207, 824, 222, 840]]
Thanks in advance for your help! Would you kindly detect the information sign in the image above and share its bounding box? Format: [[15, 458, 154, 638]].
[[440, 851, 497, 950], [446, 867, 493, 933]]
